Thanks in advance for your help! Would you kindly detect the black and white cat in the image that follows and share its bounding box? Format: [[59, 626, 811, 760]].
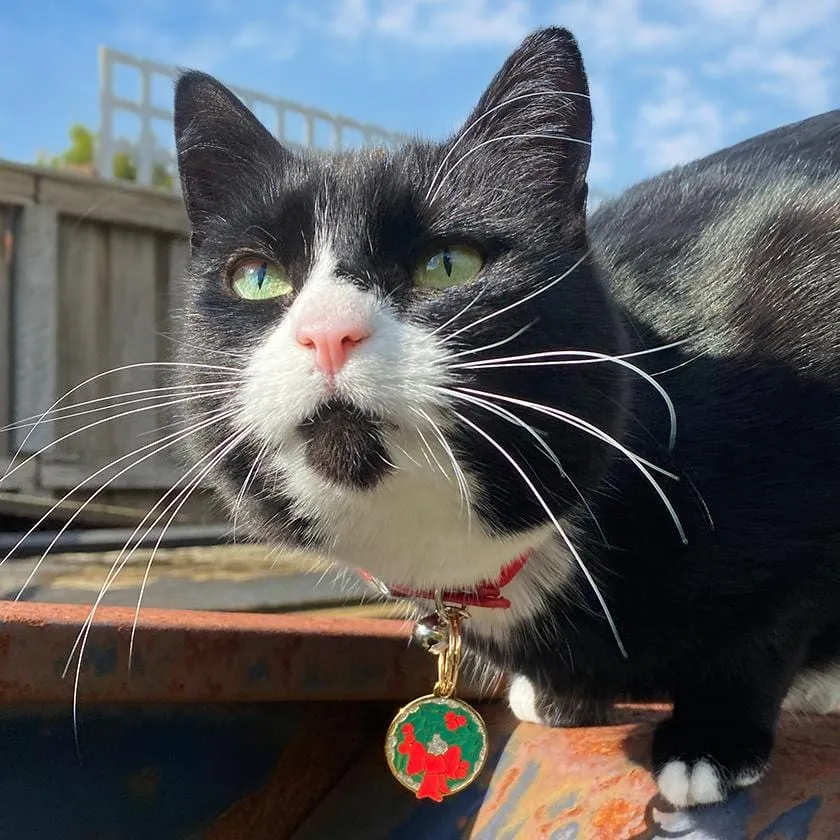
[[172, 27, 840, 809]]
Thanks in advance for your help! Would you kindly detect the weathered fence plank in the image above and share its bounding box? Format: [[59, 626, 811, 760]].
[[12, 203, 58, 454]]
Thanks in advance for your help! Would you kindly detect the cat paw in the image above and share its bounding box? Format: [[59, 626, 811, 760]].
[[653, 717, 770, 809], [508, 675, 546, 724], [507, 674, 609, 727]]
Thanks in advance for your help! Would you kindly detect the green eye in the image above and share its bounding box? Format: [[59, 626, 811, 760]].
[[415, 246, 483, 290], [231, 260, 292, 300]]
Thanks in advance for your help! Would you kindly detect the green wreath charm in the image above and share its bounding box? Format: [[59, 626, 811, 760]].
[[385, 694, 488, 802]]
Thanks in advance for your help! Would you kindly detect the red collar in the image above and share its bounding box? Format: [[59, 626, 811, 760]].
[[360, 552, 530, 610]]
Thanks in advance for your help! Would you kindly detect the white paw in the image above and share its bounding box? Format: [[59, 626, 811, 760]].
[[656, 759, 725, 808], [507, 674, 546, 725]]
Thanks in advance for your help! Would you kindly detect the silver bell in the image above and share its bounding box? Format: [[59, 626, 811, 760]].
[[412, 613, 448, 653]]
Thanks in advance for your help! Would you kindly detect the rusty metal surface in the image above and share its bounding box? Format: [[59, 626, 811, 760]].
[[294, 705, 840, 839], [1, 601, 839, 838], [0, 600, 443, 703]]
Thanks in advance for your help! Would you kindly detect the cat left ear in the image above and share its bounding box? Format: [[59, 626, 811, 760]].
[[446, 28, 592, 220], [174, 70, 290, 248]]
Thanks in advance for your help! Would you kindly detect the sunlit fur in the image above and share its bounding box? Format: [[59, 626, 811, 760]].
[[171, 27, 840, 808]]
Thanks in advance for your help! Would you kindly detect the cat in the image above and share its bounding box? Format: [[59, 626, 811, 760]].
[[171, 26, 840, 809]]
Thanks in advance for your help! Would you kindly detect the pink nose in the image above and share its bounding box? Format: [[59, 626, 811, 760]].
[[296, 321, 372, 377]]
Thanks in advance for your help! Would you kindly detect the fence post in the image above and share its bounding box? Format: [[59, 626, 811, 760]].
[[11, 204, 59, 453]]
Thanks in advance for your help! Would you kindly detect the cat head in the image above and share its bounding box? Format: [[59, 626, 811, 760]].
[[172, 28, 628, 591]]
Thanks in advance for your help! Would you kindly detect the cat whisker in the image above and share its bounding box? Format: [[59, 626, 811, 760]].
[[390, 442, 424, 469], [458, 386, 687, 543], [128, 427, 252, 665], [413, 423, 450, 484], [3, 361, 241, 482], [1, 389, 237, 486], [429, 131, 591, 206], [439, 387, 607, 545], [1, 382, 240, 434], [232, 438, 272, 542], [154, 330, 250, 360], [411, 407, 473, 530], [429, 288, 486, 338], [445, 251, 591, 342], [453, 339, 693, 368], [450, 409, 628, 659], [6, 408, 237, 597], [459, 350, 680, 452], [64, 420, 246, 751], [446, 320, 538, 361], [424, 89, 590, 203]]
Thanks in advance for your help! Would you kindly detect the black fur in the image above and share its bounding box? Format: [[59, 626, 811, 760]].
[[173, 27, 840, 805]]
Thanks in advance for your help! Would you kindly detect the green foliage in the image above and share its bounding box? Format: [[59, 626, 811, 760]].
[[44, 123, 174, 189]]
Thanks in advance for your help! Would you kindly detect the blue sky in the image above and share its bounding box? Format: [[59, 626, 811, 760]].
[[1, 0, 838, 196]]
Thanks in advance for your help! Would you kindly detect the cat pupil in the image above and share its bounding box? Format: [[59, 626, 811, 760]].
[[255, 262, 267, 289], [442, 249, 453, 276]]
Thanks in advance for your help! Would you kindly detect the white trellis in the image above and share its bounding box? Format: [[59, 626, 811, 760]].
[[96, 46, 412, 189]]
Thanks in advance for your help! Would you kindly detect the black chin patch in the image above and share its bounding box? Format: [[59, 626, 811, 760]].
[[297, 398, 392, 490]]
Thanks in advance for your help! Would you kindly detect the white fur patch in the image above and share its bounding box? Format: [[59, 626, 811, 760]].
[[734, 766, 766, 788], [507, 675, 546, 725], [235, 240, 577, 638], [783, 663, 840, 713], [656, 759, 725, 809]]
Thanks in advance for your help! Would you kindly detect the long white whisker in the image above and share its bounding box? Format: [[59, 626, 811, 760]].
[[446, 251, 591, 342], [59, 410, 239, 750], [7, 408, 237, 596], [429, 288, 486, 337], [1, 384, 239, 434], [65, 423, 243, 674], [459, 386, 687, 544], [1, 389, 236, 485], [3, 361, 241, 481], [459, 350, 679, 452], [232, 438, 272, 542], [430, 132, 591, 206], [412, 407, 473, 531], [447, 320, 537, 360], [454, 340, 693, 367], [440, 387, 607, 545], [425, 89, 590, 203], [128, 428, 252, 665], [413, 424, 449, 483], [451, 409, 627, 659]]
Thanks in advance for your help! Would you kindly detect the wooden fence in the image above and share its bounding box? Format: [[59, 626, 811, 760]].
[[0, 159, 203, 511]]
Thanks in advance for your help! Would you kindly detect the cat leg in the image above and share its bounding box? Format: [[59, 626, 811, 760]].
[[653, 642, 800, 808], [508, 674, 610, 727]]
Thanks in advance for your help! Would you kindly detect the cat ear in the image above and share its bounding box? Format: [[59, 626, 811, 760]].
[[448, 27, 592, 218], [174, 71, 289, 247]]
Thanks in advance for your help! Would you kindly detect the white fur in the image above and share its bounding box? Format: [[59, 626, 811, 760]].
[[734, 766, 766, 788], [656, 759, 725, 808], [235, 241, 576, 637], [507, 674, 546, 724], [783, 663, 840, 713]]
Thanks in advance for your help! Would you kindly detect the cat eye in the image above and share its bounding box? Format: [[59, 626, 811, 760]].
[[230, 259, 293, 301], [415, 245, 483, 290]]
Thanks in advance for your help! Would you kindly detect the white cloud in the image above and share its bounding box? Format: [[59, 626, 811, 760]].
[[331, 0, 531, 47], [691, 0, 836, 114], [555, 0, 684, 58], [330, 0, 370, 39], [712, 46, 833, 113], [634, 69, 725, 172]]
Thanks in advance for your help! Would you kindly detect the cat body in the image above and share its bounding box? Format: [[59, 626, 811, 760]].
[[172, 28, 840, 809]]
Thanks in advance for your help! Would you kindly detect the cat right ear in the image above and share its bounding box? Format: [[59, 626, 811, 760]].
[[174, 71, 289, 248]]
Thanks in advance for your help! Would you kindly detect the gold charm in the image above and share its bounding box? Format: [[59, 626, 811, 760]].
[[385, 599, 489, 801]]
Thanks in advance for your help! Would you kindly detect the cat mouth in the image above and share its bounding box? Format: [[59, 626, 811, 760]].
[[296, 398, 393, 489]]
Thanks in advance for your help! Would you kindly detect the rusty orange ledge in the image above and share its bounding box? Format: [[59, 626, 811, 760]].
[[0, 601, 839, 838], [0, 600, 441, 704]]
